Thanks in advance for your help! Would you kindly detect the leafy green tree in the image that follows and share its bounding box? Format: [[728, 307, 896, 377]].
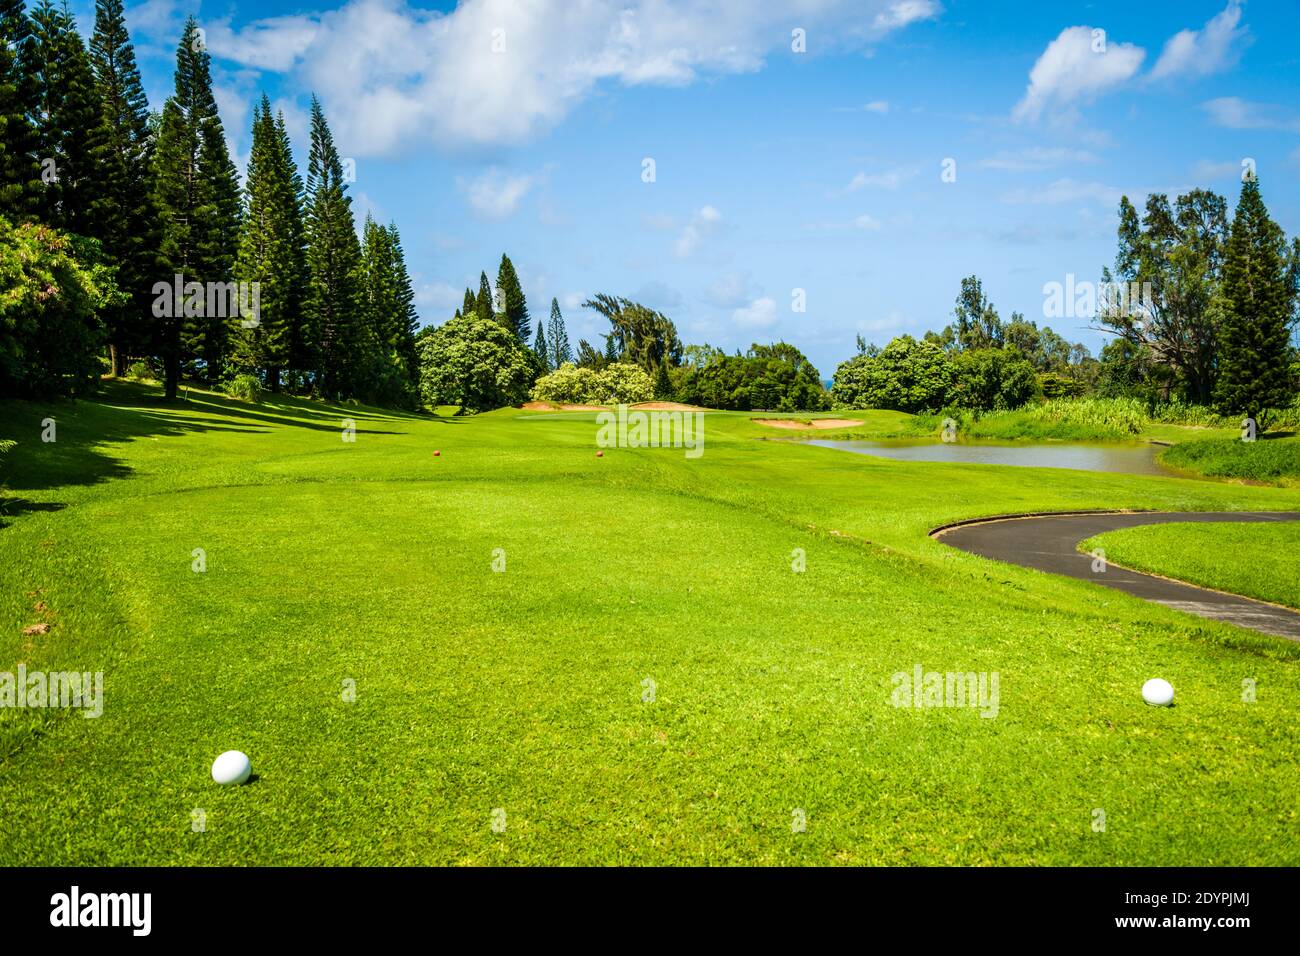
[[951, 348, 1040, 411], [151, 17, 241, 396], [89, 0, 157, 375], [1213, 180, 1294, 428], [546, 297, 572, 368], [0, 0, 39, 221], [583, 294, 682, 373], [530, 362, 654, 404], [418, 313, 533, 413], [232, 97, 305, 391], [832, 335, 954, 412], [944, 275, 1004, 351], [495, 253, 529, 341], [304, 95, 362, 398], [0, 217, 124, 397], [1101, 190, 1228, 403]]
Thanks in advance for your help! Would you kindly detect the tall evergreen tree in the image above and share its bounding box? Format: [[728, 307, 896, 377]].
[[0, 0, 40, 220], [462, 287, 476, 318], [474, 271, 492, 321], [25, 1, 113, 235], [532, 321, 549, 374], [151, 17, 241, 397], [233, 96, 304, 391], [495, 253, 529, 341], [388, 222, 420, 385], [1213, 179, 1293, 428], [546, 296, 572, 368], [303, 94, 362, 398], [90, 0, 156, 375]]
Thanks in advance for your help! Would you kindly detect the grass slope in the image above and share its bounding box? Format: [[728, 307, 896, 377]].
[[1082, 522, 1300, 611], [2, 382, 1300, 865], [1160, 436, 1300, 485]]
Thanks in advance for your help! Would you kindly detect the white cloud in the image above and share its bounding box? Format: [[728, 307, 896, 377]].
[[978, 146, 1099, 171], [705, 272, 757, 309], [674, 205, 723, 258], [416, 281, 465, 312], [731, 297, 778, 330], [1190, 159, 1244, 180], [854, 214, 882, 230], [460, 167, 539, 220], [873, 1, 941, 31], [1000, 178, 1123, 206], [1013, 26, 1145, 122], [205, 16, 321, 71], [1201, 96, 1300, 132], [1149, 2, 1247, 81], [844, 166, 916, 191], [193, 0, 941, 156], [863, 100, 890, 114]]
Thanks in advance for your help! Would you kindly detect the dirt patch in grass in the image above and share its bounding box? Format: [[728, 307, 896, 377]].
[[753, 418, 863, 430], [521, 401, 607, 412], [630, 402, 707, 411]]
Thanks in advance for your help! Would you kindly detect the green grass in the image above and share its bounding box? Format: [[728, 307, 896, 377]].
[[1160, 436, 1300, 485], [3, 381, 1300, 865], [1081, 522, 1300, 611]]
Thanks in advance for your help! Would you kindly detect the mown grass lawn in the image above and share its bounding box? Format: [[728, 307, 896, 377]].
[[2, 382, 1299, 865], [1082, 522, 1300, 611]]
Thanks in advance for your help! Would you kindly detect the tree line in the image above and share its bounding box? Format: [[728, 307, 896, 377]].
[[1, 1, 420, 407], [835, 179, 1300, 423]]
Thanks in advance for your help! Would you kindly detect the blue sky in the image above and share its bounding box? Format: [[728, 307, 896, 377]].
[[66, 0, 1300, 375]]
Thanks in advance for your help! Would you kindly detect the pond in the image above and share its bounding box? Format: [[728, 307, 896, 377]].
[[805, 439, 1172, 476]]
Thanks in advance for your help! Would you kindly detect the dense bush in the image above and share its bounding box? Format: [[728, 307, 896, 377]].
[[531, 362, 654, 404], [223, 373, 263, 403], [676, 342, 828, 411], [418, 315, 535, 413], [0, 220, 124, 399]]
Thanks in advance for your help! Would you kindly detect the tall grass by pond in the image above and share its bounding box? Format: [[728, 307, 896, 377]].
[[1160, 436, 1300, 484], [909, 397, 1300, 443]]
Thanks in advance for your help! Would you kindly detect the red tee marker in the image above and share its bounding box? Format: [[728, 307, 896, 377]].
[[433, 450, 441, 457], [596, 451, 604, 458]]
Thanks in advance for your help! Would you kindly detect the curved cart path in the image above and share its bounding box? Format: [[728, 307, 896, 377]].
[[933, 511, 1300, 641]]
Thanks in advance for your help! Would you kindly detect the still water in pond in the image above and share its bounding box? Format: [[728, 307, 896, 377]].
[[806, 439, 1172, 476]]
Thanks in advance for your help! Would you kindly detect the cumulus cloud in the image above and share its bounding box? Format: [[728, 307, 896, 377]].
[[731, 297, 778, 330], [854, 214, 882, 230], [674, 205, 722, 258], [1149, 2, 1247, 81], [189, 0, 941, 156], [459, 167, 540, 220], [1012, 26, 1145, 122]]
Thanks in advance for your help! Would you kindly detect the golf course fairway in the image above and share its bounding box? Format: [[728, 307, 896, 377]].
[[2, 382, 1300, 865]]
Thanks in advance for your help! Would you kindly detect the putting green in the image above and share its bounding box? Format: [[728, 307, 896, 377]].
[[2, 383, 1300, 865]]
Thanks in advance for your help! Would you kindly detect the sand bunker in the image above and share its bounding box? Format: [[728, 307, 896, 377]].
[[753, 418, 863, 430]]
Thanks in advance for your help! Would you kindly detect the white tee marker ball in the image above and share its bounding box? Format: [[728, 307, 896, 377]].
[[1142, 678, 1174, 707], [211, 750, 252, 785]]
